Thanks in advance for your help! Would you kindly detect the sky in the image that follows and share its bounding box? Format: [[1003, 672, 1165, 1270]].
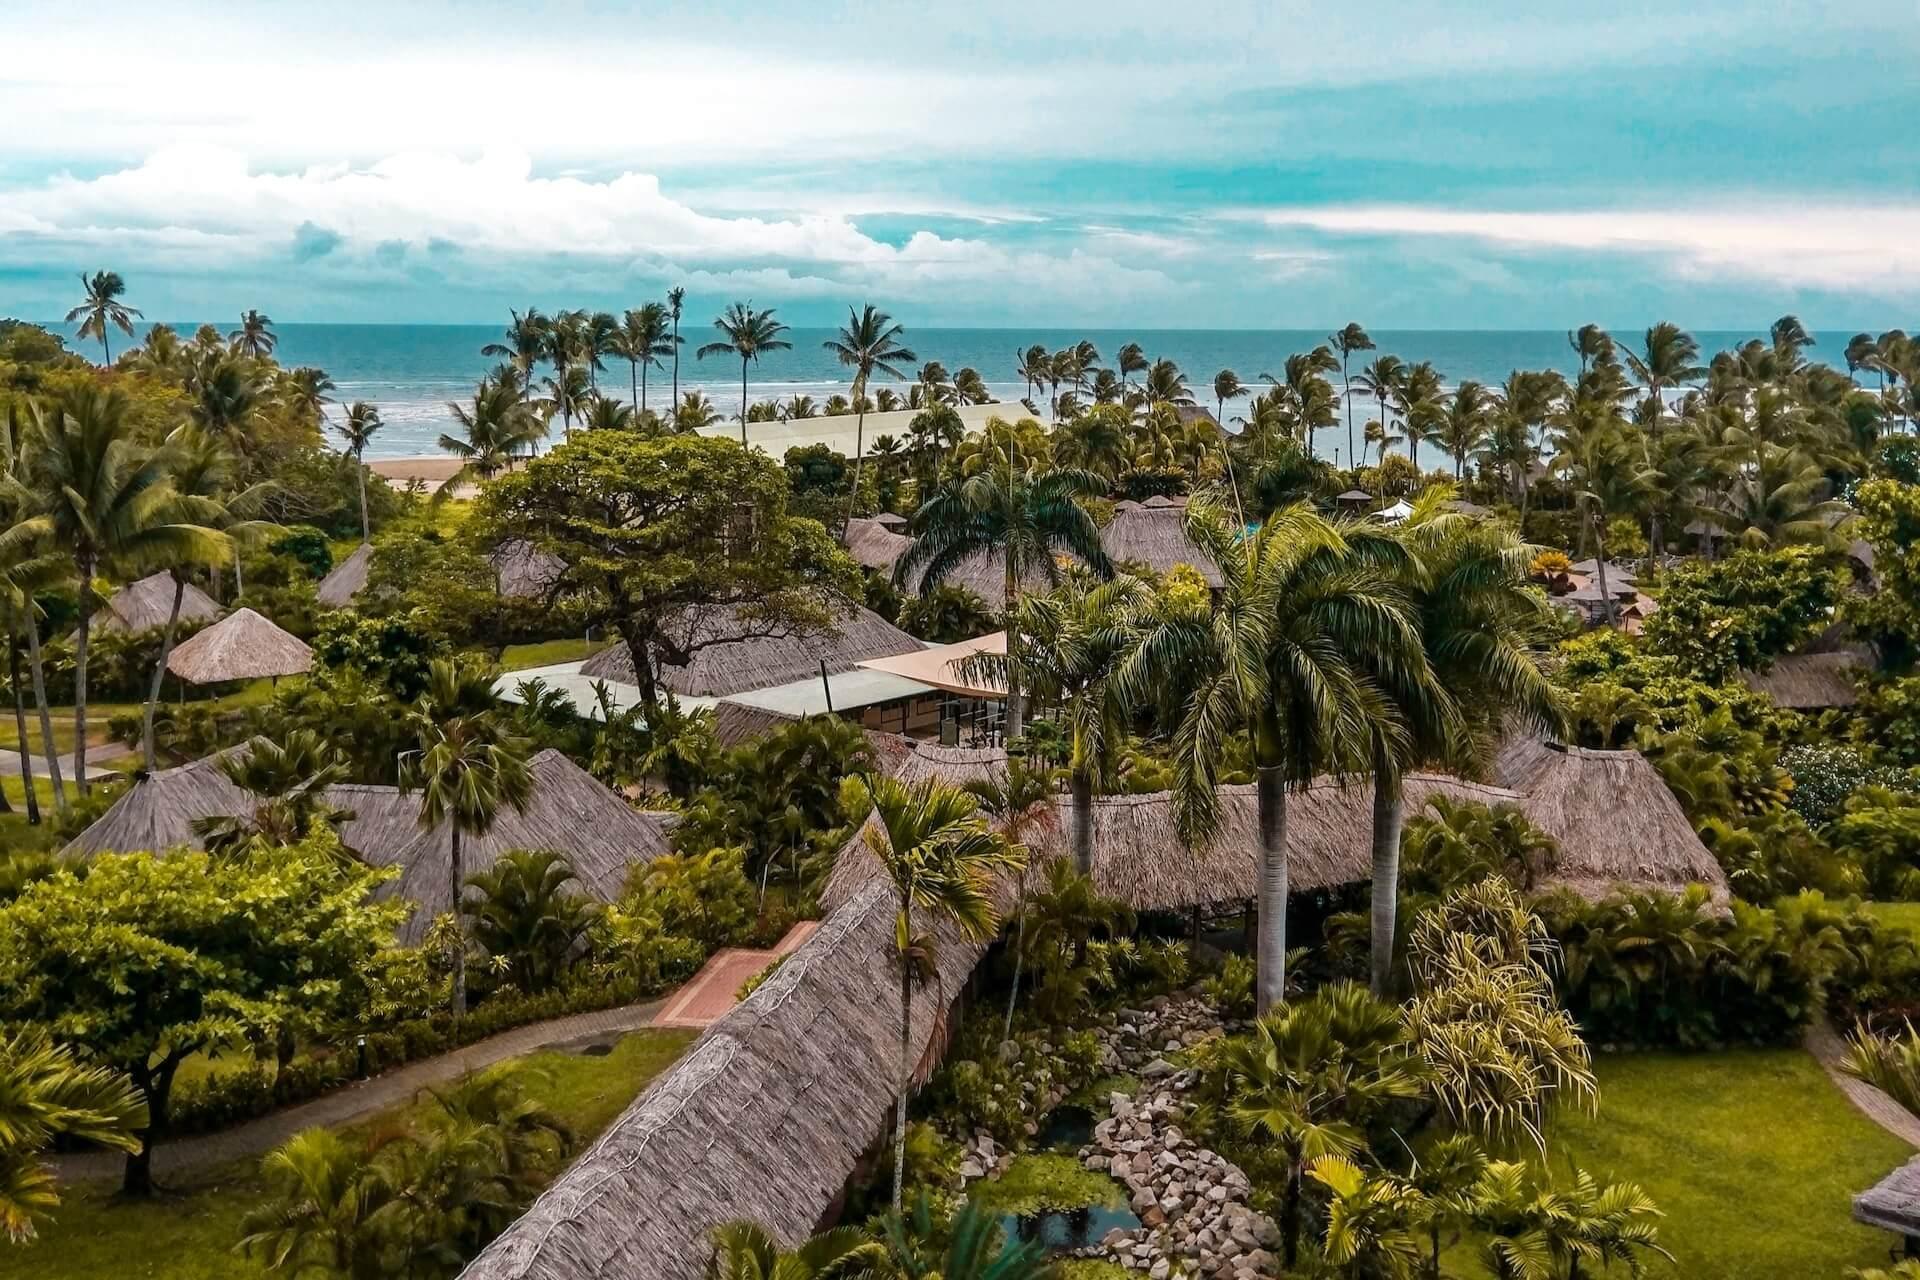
[[3, 0, 1918, 329]]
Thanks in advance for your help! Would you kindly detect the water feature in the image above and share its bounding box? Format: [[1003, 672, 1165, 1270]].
[[996, 1203, 1139, 1253], [1036, 1104, 1095, 1152]]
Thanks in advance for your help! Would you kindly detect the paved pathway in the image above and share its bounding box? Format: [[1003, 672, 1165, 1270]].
[[0, 740, 127, 782], [1806, 1017, 1920, 1147], [654, 921, 820, 1029], [55, 997, 668, 1184]]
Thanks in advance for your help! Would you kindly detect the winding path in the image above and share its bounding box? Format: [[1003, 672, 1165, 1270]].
[[1806, 1017, 1920, 1147], [54, 997, 668, 1185]]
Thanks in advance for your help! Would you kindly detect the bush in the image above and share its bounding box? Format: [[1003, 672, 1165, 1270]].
[[1857, 676, 1920, 768], [898, 582, 998, 644], [627, 847, 757, 951], [1830, 788, 1920, 900], [1642, 546, 1849, 683], [1782, 743, 1918, 826]]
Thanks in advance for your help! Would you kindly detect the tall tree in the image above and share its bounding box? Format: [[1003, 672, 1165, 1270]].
[[616, 302, 675, 414], [440, 377, 546, 495], [667, 287, 687, 406], [229, 310, 277, 359], [1213, 369, 1245, 429], [1623, 322, 1703, 441], [332, 401, 384, 543], [539, 311, 587, 440], [481, 307, 549, 386], [24, 387, 225, 790], [1439, 380, 1491, 479], [823, 305, 917, 526], [1567, 324, 1613, 378], [1328, 323, 1375, 467], [1122, 500, 1420, 1011], [861, 775, 1019, 1211], [697, 303, 792, 446], [0, 413, 67, 815], [399, 659, 535, 1018], [1352, 355, 1406, 466], [65, 271, 141, 364], [962, 761, 1056, 1040]]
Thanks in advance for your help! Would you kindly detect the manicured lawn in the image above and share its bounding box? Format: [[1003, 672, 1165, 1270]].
[[4, 1028, 697, 1280], [1453, 1049, 1913, 1279], [499, 637, 609, 670]]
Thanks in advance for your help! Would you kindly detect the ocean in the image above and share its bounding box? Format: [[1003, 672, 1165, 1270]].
[[45, 323, 1860, 461]]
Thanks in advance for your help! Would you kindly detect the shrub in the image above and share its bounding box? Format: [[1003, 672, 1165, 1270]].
[[627, 847, 757, 951], [736, 954, 786, 1001], [1841, 1022, 1920, 1118], [1782, 743, 1918, 826], [1830, 788, 1920, 900], [1857, 676, 1920, 768], [898, 582, 998, 644], [1641, 546, 1846, 683]]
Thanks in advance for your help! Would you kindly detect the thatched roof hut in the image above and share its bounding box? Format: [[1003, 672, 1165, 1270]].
[[1738, 650, 1867, 709], [1101, 500, 1223, 586], [491, 540, 568, 600], [88, 572, 221, 636], [166, 608, 313, 684], [578, 600, 921, 700], [842, 517, 912, 574], [316, 542, 373, 609], [887, 741, 1012, 790], [840, 518, 1065, 604], [1569, 559, 1636, 584], [459, 876, 982, 1280], [710, 699, 802, 747]]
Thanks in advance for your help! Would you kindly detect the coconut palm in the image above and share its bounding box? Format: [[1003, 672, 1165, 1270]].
[[1050, 406, 1130, 478], [895, 458, 1112, 739], [399, 659, 535, 1016], [0, 1027, 146, 1241], [1439, 380, 1491, 479], [187, 356, 265, 455], [580, 311, 618, 392], [582, 394, 635, 432], [234, 1128, 395, 1279], [0, 415, 67, 815], [1120, 499, 1420, 1010], [665, 288, 687, 405], [615, 303, 675, 413], [1623, 322, 1703, 440], [824, 305, 917, 524], [1549, 403, 1654, 624], [1213, 368, 1245, 428], [697, 303, 793, 446], [192, 729, 352, 855], [1013, 344, 1050, 409], [228, 310, 277, 359], [66, 271, 141, 364], [863, 775, 1021, 1211], [1567, 324, 1613, 378], [962, 761, 1057, 1040], [675, 391, 724, 432], [1115, 341, 1149, 392], [24, 387, 226, 790], [481, 308, 549, 386], [1394, 361, 1444, 473], [881, 1191, 1051, 1280], [953, 367, 990, 405], [706, 1220, 887, 1280], [1141, 359, 1193, 411], [440, 377, 545, 495], [1353, 355, 1406, 464], [282, 367, 336, 427], [332, 401, 384, 542], [1329, 323, 1376, 465]]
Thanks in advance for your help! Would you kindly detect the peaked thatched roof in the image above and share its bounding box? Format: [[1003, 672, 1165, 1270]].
[[1738, 650, 1866, 709], [1101, 501, 1223, 586], [578, 600, 922, 700], [459, 876, 982, 1280], [886, 742, 1013, 790], [316, 542, 373, 608], [710, 699, 802, 747], [491, 540, 568, 600], [1568, 559, 1636, 583], [89, 572, 221, 636], [166, 607, 313, 684], [62, 746, 675, 938], [842, 517, 912, 574]]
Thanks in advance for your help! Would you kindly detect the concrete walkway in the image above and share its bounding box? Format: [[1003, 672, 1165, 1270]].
[[654, 921, 820, 1030], [1806, 1017, 1920, 1147], [55, 997, 668, 1184]]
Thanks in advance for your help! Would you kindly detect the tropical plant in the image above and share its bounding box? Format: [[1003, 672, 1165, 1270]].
[[697, 302, 793, 445], [705, 1219, 886, 1280], [66, 270, 141, 363], [615, 302, 676, 413], [1468, 1160, 1669, 1280], [824, 305, 917, 524], [332, 401, 385, 543], [963, 760, 1058, 1039], [1353, 354, 1406, 464], [1329, 322, 1376, 465], [481, 308, 549, 386], [462, 849, 599, 994], [192, 728, 352, 855], [440, 376, 545, 495], [880, 1190, 1051, 1280], [0, 1027, 145, 1240]]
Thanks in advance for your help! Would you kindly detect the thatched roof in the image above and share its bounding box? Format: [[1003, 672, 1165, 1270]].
[[843, 518, 1062, 604], [1738, 650, 1866, 709], [578, 600, 922, 700], [872, 512, 910, 531], [316, 542, 372, 609], [886, 741, 1013, 790], [1336, 489, 1373, 503], [166, 607, 312, 684], [492, 540, 567, 600], [1569, 559, 1636, 583], [710, 699, 802, 747], [61, 746, 675, 938], [1101, 501, 1223, 587], [1855, 1155, 1920, 1236], [459, 876, 982, 1280], [842, 517, 912, 574], [89, 572, 221, 636]]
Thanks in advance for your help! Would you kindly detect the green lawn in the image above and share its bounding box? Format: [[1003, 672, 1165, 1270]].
[[499, 637, 609, 670], [2, 1028, 697, 1280], [1451, 1049, 1914, 1279]]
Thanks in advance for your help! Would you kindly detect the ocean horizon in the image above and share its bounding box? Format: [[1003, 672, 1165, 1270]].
[[40, 321, 1876, 461]]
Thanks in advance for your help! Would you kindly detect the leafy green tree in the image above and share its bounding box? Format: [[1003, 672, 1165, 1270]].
[[1642, 545, 1850, 682], [705, 1220, 886, 1280], [399, 658, 536, 1016], [1847, 478, 1920, 669], [0, 1028, 145, 1240], [477, 431, 858, 716], [66, 270, 141, 363], [861, 775, 1021, 1210], [697, 302, 793, 445], [463, 849, 599, 994], [0, 831, 403, 1193]]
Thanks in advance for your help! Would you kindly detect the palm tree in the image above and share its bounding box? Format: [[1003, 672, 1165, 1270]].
[[706, 1220, 886, 1280], [282, 367, 336, 427], [0, 1027, 145, 1241], [187, 356, 265, 456], [1213, 369, 1245, 428], [1439, 381, 1491, 479], [582, 394, 635, 432], [895, 457, 1112, 739], [824, 305, 917, 523], [616, 303, 675, 413], [863, 775, 1020, 1211], [962, 762, 1057, 1040], [1329, 323, 1375, 466], [332, 402, 384, 543], [1567, 324, 1613, 378], [1623, 322, 1703, 440], [1395, 361, 1444, 473], [1051, 406, 1130, 478], [191, 729, 352, 855], [1141, 359, 1193, 411], [1115, 341, 1148, 392], [781, 394, 818, 421], [581, 312, 618, 392], [0, 415, 67, 815], [1550, 403, 1654, 625], [440, 377, 545, 495], [1308, 1157, 1430, 1280], [24, 387, 225, 790], [674, 391, 724, 432], [229, 310, 277, 359], [235, 1128, 393, 1279], [399, 659, 536, 1016], [1121, 500, 1421, 1010], [1469, 1162, 1670, 1280], [65, 271, 141, 364], [953, 367, 989, 405], [697, 303, 792, 446], [464, 849, 597, 994], [667, 287, 687, 406], [481, 308, 549, 385], [881, 1191, 1051, 1280], [1352, 355, 1406, 465]]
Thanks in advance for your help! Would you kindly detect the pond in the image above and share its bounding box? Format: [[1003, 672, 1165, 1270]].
[[1036, 1104, 1095, 1152], [978, 1142, 1139, 1256], [997, 1202, 1139, 1253]]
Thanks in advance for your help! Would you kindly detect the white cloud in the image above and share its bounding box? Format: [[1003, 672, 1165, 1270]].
[[1239, 203, 1920, 292]]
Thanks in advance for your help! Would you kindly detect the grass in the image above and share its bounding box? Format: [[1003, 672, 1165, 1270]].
[[1449, 1049, 1914, 1279], [971, 1154, 1126, 1217], [3, 1028, 697, 1280], [498, 637, 609, 670]]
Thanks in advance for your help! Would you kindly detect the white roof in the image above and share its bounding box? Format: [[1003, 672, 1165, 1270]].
[[1375, 498, 1416, 523], [494, 659, 933, 723]]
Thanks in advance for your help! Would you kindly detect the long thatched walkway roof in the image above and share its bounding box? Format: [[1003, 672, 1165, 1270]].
[[316, 542, 373, 608], [459, 875, 981, 1280]]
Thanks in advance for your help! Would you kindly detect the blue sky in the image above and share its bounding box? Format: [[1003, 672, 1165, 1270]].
[[3, 0, 1917, 328]]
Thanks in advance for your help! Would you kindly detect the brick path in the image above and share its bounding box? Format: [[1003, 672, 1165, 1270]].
[[653, 921, 820, 1029], [1806, 1017, 1920, 1147], [54, 997, 668, 1184]]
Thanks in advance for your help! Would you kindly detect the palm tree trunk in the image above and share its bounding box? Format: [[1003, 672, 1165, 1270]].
[[23, 610, 66, 812], [1343, 353, 1354, 465], [641, 359, 650, 415], [848, 404, 868, 530], [1069, 764, 1094, 875], [73, 558, 93, 793], [893, 896, 913, 1213], [141, 575, 188, 774], [9, 629, 40, 824], [1255, 763, 1288, 1014], [450, 826, 467, 1017], [630, 359, 639, 410], [1002, 876, 1028, 1043], [1369, 760, 1404, 996], [1003, 557, 1024, 741], [355, 452, 370, 543], [740, 360, 750, 447], [1591, 508, 1618, 627]]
